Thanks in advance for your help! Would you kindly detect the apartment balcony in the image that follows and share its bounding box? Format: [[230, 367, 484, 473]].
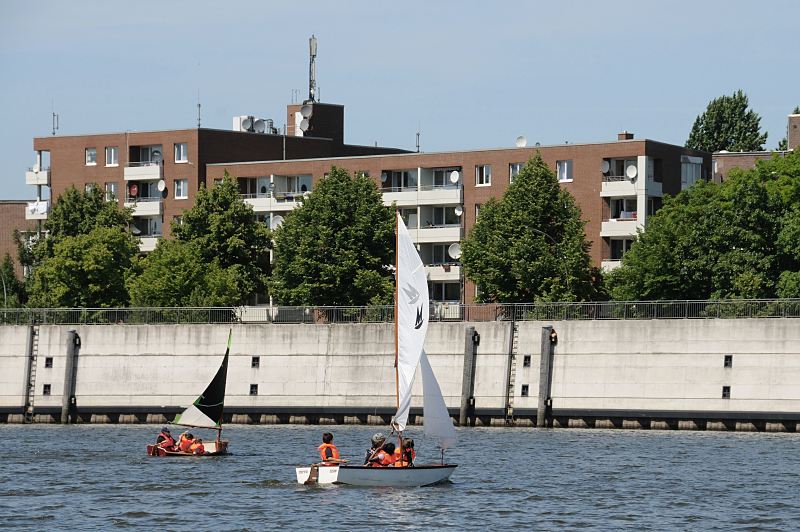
[[601, 259, 623, 271], [25, 200, 49, 220], [124, 197, 162, 217], [600, 216, 639, 238], [25, 167, 50, 186], [600, 175, 637, 197], [410, 225, 461, 244], [243, 192, 308, 213], [139, 236, 159, 253], [124, 163, 162, 181], [382, 185, 460, 207], [426, 263, 461, 282]]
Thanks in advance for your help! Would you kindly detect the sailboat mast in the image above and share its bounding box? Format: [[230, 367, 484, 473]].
[[394, 210, 400, 412]]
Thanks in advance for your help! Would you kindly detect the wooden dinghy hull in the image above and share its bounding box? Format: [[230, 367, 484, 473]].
[[296, 464, 456, 487], [146, 440, 229, 457]]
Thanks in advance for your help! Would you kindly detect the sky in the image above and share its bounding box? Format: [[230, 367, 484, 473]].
[[1, 0, 797, 199]]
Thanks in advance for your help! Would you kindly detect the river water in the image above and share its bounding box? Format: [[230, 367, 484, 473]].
[[1, 425, 798, 530]]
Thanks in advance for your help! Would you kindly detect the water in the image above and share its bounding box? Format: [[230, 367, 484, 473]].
[[1, 425, 798, 530]]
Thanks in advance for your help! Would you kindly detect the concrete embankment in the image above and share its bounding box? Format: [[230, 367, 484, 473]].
[[2, 319, 799, 431]]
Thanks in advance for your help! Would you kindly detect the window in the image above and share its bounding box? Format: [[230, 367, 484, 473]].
[[430, 282, 460, 302], [431, 244, 451, 265], [610, 239, 634, 260], [381, 170, 416, 190], [85, 183, 97, 193], [653, 158, 663, 183], [85, 148, 97, 166], [105, 182, 118, 201], [175, 179, 188, 199], [556, 160, 573, 181], [249, 384, 259, 396], [724, 355, 733, 368], [523, 355, 531, 367], [432, 167, 460, 188], [174, 143, 188, 163], [399, 208, 417, 228], [172, 215, 183, 227], [509, 163, 524, 183], [45, 357, 53, 368], [647, 196, 663, 217], [251, 356, 260, 368], [43, 384, 51, 396], [610, 198, 637, 220], [475, 165, 492, 186], [722, 386, 731, 399], [105, 146, 119, 166], [521, 384, 529, 397], [432, 207, 459, 226], [475, 204, 482, 220], [681, 157, 703, 189]]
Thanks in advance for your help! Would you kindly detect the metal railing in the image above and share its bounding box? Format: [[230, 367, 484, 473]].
[[3, 299, 800, 326]]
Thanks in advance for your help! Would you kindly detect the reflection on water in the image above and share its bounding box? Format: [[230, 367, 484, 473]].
[[1, 425, 798, 530]]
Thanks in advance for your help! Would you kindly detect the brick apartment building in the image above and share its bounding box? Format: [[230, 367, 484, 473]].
[[24, 99, 710, 305]]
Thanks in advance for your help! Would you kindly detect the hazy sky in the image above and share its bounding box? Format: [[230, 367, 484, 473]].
[[1, 1, 797, 199]]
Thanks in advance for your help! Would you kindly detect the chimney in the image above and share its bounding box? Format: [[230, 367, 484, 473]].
[[788, 113, 800, 151], [618, 131, 634, 141]]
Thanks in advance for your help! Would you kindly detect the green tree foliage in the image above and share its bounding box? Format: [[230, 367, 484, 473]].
[[270, 166, 394, 306], [127, 240, 241, 306], [686, 90, 767, 152], [608, 150, 800, 300], [461, 154, 599, 302], [171, 172, 271, 304], [27, 227, 138, 307], [0, 254, 25, 308], [23, 186, 137, 307]]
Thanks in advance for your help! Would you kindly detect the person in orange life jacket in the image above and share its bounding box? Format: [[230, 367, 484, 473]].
[[368, 442, 396, 467], [318, 432, 340, 463], [394, 438, 415, 467], [363, 433, 386, 465], [190, 438, 205, 455], [178, 432, 195, 453], [155, 427, 175, 450]]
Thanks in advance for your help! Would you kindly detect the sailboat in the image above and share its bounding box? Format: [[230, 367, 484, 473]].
[[296, 212, 458, 486], [146, 330, 232, 457]]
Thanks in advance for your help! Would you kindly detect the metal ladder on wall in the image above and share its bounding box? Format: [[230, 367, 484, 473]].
[[23, 325, 40, 423], [504, 320, 519, 425]]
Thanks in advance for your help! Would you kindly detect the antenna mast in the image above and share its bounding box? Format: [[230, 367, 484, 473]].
[[197, 89, 202, 128], [51, 99, 59, 136], [308, 35, 318, 103]]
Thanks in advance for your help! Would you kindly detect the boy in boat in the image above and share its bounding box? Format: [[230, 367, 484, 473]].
[[190, 438, 206, 455], [318, 432, 341, 464], [394, 438, 415, 467], [363, 433, 386, 465], [178, 432, 195, 453], [368, 442, 396, 467], [155, 427, 176, 450]]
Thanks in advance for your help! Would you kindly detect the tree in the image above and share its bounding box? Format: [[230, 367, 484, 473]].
[[27, 227, 139, 307], [686, 90, 767, 152], [270, 166, 394, 306], [127, 240, 241, 306], [0, 254, 25, 308], [461, 154, 599, 302], [171, 172, 270, 304], [777, 106, 800, 150]]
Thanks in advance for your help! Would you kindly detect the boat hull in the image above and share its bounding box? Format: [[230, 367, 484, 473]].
[[146, 440, 229, 457], [296, 464, 456, 487]]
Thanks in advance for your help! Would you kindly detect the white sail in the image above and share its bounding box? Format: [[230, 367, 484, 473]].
[[173, 403, 217, 429], [393, 212, 429, 431], [421, 350, 457, 449]]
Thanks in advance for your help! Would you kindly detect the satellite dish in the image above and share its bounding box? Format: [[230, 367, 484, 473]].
[[270, 215, 285, 230], [449, 170, 460, 184], [157, 179, 166, 192], [626, 164, 638, 180], [601, 160, 610, 174], [454, 205, 463, 217], [299, 118, 310, 132], [254, 119, 266, 133], [130, 225, 141, 235], [242, 117, 254, 131], [515, 135, 527, 148], [380, 172, 388, 183], [151, 150, 162, 163], [300, 104, 313, 118], [448, 243, 462, 260]]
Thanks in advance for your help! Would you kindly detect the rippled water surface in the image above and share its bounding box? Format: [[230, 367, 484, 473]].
[[1, 425, 798, 530]]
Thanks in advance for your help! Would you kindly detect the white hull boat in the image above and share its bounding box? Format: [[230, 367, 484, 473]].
[[296, 464, 457, 487]]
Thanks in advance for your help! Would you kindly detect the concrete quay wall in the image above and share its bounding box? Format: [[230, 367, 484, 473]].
[[2, 319, 799, 430]]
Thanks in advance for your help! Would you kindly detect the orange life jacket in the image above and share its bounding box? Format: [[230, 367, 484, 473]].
[[393, 447, 416, 467], [190, 442, 205, 455], [157, 434, 175, 448], [318, 443, 340, 462], [179, 437, 193, 453], [369, 451, 396, 467]]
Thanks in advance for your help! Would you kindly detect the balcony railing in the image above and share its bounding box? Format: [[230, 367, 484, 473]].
[[4, 299, 800, 325], [602, 174, 631, 182]]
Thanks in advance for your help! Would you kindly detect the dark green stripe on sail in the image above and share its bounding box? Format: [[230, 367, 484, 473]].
[[192, 329, 231, 427]]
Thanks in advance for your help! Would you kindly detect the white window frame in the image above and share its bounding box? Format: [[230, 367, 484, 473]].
[[475, 165, 492, 186], [104, 182, 118, 201], [85, 147, 97, 166], [175, 178, 188, 199], [105, 146, 119, 167], [557, 160, 573, 182], [174, 143, 188, 163], [509, 162, 524, 183]]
